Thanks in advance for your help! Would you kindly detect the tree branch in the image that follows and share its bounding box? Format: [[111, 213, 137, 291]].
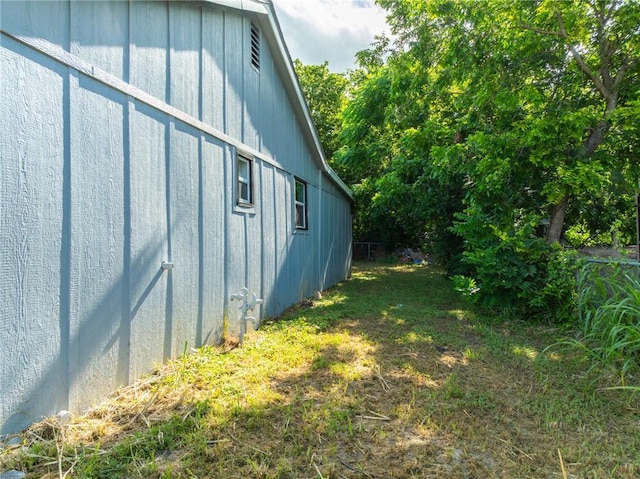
[[614, 53, 639, 93], [555, 12, 608, 99], [517, 24, 563, 37], [612, 63, 627, 96]]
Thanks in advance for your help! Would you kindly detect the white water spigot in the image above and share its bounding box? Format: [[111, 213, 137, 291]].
[[230, 287, 263, 345]]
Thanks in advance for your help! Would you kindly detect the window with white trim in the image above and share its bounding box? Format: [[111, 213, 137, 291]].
[[237, 155, 253, 206], [295, 178, 307, 230]]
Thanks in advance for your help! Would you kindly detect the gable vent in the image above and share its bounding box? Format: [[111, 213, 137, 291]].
[[250, 22, 260, 71]]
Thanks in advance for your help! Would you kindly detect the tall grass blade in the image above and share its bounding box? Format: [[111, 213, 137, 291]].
[[565, 262, 640, 388]]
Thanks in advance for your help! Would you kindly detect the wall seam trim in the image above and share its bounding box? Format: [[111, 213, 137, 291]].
[[0, 30, 286, 172]]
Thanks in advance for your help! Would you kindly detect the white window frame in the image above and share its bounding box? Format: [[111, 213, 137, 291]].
[[237, 154, 253, 207], [294, 178, 307, 230]]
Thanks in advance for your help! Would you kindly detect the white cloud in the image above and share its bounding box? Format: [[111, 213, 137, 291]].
[[272, 0, 389, 72]]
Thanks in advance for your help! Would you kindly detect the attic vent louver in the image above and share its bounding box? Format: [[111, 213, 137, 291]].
[[250, 22, 260, 71]]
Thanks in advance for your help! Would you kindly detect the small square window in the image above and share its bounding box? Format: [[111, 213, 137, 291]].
[[237, 155, 253, 205], [295, 178, 307, 229]]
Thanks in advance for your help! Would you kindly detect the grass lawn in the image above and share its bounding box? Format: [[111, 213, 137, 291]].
[[2, 262, 639, 478]]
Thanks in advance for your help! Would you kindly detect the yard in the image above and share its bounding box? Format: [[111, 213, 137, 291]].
[[2, 262, 639, 478]]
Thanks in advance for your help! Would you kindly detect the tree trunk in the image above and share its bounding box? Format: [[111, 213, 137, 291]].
[[583, 119, 609, 157], [546, 195, 569, 245]]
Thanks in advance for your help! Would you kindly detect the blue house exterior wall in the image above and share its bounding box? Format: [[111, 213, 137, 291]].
[[0, 0, 352, 434]]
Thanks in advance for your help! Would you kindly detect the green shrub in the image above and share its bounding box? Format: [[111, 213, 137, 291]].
[[528, 247, 584, 324], [452, 207, 547, 310], [452, 206, 583, 321]]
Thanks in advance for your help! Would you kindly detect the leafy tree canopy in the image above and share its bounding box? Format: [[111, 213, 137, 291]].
[[293, 60, 349, 171], [337, 0, 639, 315]]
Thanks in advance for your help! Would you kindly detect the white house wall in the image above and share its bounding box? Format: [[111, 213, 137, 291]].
[[0, 0, 352, 434]]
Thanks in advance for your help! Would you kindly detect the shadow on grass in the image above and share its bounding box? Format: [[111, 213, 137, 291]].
[[4, 262, 640, 478]]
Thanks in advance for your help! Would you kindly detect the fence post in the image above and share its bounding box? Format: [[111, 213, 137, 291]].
[[636, 181, 640, 261]]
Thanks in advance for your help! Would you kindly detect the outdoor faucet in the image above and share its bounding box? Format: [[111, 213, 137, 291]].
[[230, 287, 263, 345]]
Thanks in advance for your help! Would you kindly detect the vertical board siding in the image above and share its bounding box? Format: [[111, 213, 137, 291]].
[[0, 38, 68, 432], [201, 10, 225, 132], [259, 48, 275, 158], [70, 1, 128, 81], [169, 3, 201, 119], [0, 0, 69, 49], [68, 74, 127, 412], [271, 79, 287, 167], [128, 104, 169, 379], [1, 0, 352, 433], [223, 13, 243, 139], [260, 164, 277, 316], [200, 137, 226, 343], [130, 1, 169, 102], [321, 186, 352, 287], [246, 163, 263, 325], [243, 18, 260, 150], [280, 86, 295, 171], [168, 122, 201, 358], [274, 171, 293, 313], [225, 148, 245, 339]]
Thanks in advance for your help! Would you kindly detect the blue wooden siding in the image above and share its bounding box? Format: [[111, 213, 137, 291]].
[[68, 75, 129, 408], [130, 2, 169, 101], [0, 0, 352, 434], [1, 37, 70, 432]]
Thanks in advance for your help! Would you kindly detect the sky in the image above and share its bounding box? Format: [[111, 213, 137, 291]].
[[271, 0, 390, 73]]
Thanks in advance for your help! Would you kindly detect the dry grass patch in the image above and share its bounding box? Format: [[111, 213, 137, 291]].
[[1, 263, 639, 478]]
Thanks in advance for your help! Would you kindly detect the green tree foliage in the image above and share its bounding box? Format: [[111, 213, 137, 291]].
[[293, 60, 349, 170], [339, 0, 639, 317]]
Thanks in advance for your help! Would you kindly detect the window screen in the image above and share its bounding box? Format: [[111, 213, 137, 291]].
[[237, 156, 252, 205], [295, 179, 307, 229]]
